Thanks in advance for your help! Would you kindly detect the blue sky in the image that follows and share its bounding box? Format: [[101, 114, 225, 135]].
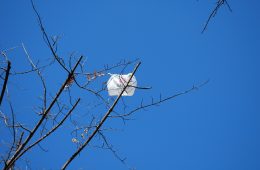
[[1, 0, 260, 170]]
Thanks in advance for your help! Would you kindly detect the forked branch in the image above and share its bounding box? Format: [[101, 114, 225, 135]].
[[14, 98, 81, 163], [61, 62, 141, 170], [202, 0, 232, 33], [4, 56, 83, 170]]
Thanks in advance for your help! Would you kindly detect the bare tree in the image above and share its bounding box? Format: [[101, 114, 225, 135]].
[[0, 1, 213, 169]]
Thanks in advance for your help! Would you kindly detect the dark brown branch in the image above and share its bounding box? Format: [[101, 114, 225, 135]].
[[129, 85, 152, 90], [110, 79, 210, 119], [97, 131, 127, 166], [17, 124, 32, 134], [202, 0, 232, 33], [17, 132, 24, 150], [22, 43, 47, 110], [61, 62, 141, 170], [74, 59, 139, 90], [4, 56, 83, 170], [30, 0, 70, 73], [5, 96, 16, 162], [73, 79, 110, 107], [0, 61, 11, 106], [14, 99, 80, 163]]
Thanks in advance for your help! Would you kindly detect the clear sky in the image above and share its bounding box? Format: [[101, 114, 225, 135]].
[[1, 0, 260, 170]]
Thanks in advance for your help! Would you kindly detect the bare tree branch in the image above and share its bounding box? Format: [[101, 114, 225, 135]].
[[4, 56, 83, 170], [21, 43, 47, 110], [0, 61, 11, 106], [97, 131, 129, 167], [14, 98, 80, 163], [61, 62, 142, 170], [202, 0, 232, 33], [30, 0, 70, 73], [110, 79, 209, 119]]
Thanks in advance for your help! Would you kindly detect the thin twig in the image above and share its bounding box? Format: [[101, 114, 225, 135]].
[[21, 43, 47, 110], [202, 0, 232, 33], [110, 79, 210, 119], [30, 0, 70, 73], [98, 131, 128, 166]]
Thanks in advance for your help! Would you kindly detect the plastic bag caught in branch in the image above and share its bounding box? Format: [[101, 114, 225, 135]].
[[107, 73, 137, 96]]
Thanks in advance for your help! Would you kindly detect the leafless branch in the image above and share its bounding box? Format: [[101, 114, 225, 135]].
[[0, 61, 11, 106], [4, 56, 83, 170], [14, 99, 80, 163], [30, 0, 70, 73], [21, 43, 47, 110], [202, 0, 232, 33], [110, 79, 210, 119], [97, 131, 128, 166], [5, 94, 16, 162], [61, 62, 141, 170]]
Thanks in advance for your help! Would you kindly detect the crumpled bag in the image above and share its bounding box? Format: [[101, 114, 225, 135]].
[[107, 73, 137, 96]]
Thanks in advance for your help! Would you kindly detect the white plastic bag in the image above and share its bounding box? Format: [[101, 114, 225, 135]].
[[107, 73, 137, 96]]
